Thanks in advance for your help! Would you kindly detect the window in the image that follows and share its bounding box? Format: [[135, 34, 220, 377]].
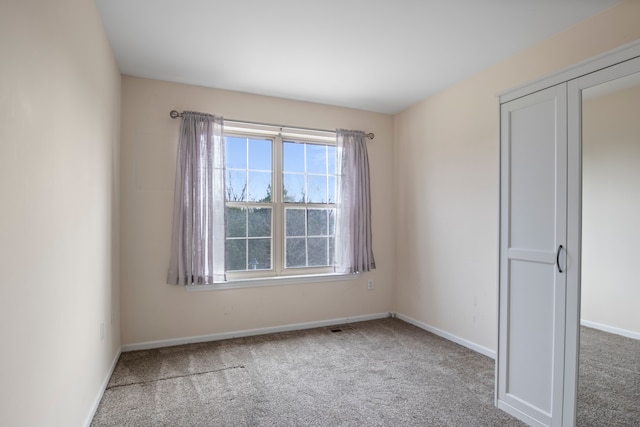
[[224, 126, 337, 280]]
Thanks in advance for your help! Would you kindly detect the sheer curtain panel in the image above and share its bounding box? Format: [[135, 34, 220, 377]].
[[335, 129, 376, 273], [167, 112, 225, 285]]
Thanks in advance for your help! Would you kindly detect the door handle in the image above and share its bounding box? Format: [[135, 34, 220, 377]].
[[556, 245, 563, 273]]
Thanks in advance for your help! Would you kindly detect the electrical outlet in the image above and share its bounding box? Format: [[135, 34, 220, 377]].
[[367, 279, 374, 290]]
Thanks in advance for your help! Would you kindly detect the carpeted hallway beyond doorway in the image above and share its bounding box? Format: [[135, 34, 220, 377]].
[[91, 318, 525, 426]]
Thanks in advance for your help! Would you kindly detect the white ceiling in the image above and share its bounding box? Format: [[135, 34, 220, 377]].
[[96, 0, 620, 114]]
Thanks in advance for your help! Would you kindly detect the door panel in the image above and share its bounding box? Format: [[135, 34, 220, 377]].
[[509, 98, 558, 251], [498, 84, 567, 427], [508, 260, 555, 413]]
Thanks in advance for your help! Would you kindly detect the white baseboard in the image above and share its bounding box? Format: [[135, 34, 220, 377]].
[[394, 313, 496, 359], [84, 347, 121, 427], [121, 312, 390, 352], [581, 319, 640, 341]]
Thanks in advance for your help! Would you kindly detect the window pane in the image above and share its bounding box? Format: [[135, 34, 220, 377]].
[[328, 146, 336, 174], [248, 138, 272, 171], [248, 208, 271, 237], [283, 173, 305, 203], [328, 208, 336, 234], [283, 141, 304, 173], [226, 207, 246, 238], [308, 237, 328, 267], [285, 208, 306, 237], [248, 238, 271, 270], [307, 209, 328, 236], [328, 176, 336, 204], [225, 136, 247, 169], [307, 175, 327, 203], [248, 171, 272, 202], [306, 144, 327, 174], [329, 237, 335, 266], [226, 239, 246, 271], [226, 170, 247, 202], [286, 237, 306, 268]]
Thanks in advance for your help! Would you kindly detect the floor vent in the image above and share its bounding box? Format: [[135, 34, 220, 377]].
[[326, 324, 355, 333]]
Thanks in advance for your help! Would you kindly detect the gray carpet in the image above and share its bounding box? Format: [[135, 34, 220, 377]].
[[577, 326, 640, 426], [92, 318, 524, 426], [90, 320, 640, 426]]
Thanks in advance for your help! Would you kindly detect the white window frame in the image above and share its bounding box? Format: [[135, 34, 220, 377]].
[[221, 122, 344, 284]]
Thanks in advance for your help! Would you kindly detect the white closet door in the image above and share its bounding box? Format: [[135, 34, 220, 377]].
[[498, 84, 567, 427]]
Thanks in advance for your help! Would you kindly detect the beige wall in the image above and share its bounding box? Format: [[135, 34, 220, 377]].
[[120, 77, 394, 346], [0, 0, 121, 426], [394, 0, 640, 352], [582, 83, 640, 335]]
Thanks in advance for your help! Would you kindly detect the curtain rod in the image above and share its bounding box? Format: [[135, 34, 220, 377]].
[[169, 110, 374, 140]]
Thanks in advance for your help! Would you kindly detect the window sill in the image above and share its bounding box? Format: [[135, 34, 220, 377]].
[[184, 272, 360, 292]]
